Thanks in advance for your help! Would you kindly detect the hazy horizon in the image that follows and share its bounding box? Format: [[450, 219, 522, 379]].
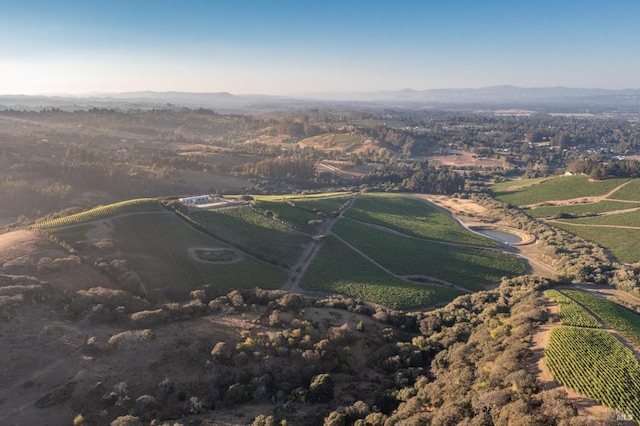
[[2, 1, 639, 96]]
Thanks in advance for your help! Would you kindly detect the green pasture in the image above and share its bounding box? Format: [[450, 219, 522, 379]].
[[344, 193, 499, 247], [490, 176, 629, 206], [111, 213, 286, 299], [333, 219, 524, 291], [607, 178, 640, 201], [550, 222, 640, 263], [299, 235, 463, 309], [191, 206, 310, 267], [524, 200, 640, 218]]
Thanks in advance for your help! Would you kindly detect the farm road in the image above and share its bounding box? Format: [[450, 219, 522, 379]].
[[281, 194, 359, 293], [281, 193, 474, 295]]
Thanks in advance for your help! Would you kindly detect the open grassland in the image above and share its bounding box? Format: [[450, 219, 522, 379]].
[[251, 199, 322, 234], [608, 178, 640, 201], [191, 207, 310, 267], [558, 208, 640, 227], [299, 236, 463, 309], [33, 198, 163, 229], [550, 223, 640, 263], [490, 176, 629, 206], [543, 289, 602, 328], [524, 200, 640, 218], [344, 193, 499, 247], [545, 326, 640, 420], [333, 219, 523, 291], [111, 213, 286, 299], [560, 289, 640, 347]]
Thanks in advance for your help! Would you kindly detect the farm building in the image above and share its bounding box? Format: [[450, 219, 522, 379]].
[[179, 195, 212, 206]]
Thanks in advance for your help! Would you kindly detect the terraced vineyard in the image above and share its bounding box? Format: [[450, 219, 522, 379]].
[[557, 208, 640, 227], [608, 178, 640, 201], [250, 199, 322, 233], [545, 327, 640, 421], [544, 289, 602, 328], [551, 221, 640, 263]]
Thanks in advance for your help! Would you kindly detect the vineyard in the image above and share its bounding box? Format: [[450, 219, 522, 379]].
[[524, 200, 640, 218], [33, 198, 163, 229], [333, 219, 523, 291], [191, 207, 311, 267], [490, 176, 629, 206], [299, 235, 462, 309], [560, 289, 640, 347], [551, 222, 640, 263], [344, 193, 498, 247], [543, 289, 602, 328], [545, 327, 640, 421]]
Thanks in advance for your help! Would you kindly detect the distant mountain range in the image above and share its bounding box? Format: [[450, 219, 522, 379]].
[[1, 86, 640, 111]]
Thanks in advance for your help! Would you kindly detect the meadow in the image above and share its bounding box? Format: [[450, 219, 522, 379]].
[[490, 176, 629, 206], [333, 219, 524, 291], [344, 193, 499, 247], [299, 235, 463, 309]]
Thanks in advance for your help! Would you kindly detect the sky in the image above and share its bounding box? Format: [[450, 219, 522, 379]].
[[0, 0, 639, 95]]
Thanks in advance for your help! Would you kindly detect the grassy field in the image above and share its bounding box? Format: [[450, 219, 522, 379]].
[[344, 193, 499, 247], [524, 200, 640, 218], [299, 235, 463, 309], [490, 176, 629, 206], [550, 222, 640, 263], [333, 219, 524, 291], [110, 213, 287, 299], [608, 178, 640, 201], [191, 206, 310, 267]]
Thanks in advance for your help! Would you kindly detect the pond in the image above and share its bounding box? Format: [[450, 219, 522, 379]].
[[474, 228, 523, 244]]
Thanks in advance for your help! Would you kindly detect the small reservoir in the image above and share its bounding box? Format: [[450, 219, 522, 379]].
[[473, 227, 523, 244]]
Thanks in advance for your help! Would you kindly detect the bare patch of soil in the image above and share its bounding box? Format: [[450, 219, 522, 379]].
[[428, 150, 504, 168]]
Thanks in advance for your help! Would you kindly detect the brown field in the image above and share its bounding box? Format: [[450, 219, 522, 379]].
[[427, 150, 504, 168]]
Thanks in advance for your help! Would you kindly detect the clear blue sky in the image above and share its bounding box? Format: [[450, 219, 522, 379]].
[[1, 0, 638, 95]]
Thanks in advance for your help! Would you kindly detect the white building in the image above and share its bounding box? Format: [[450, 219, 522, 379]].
[[179, 195, 212, 206]]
